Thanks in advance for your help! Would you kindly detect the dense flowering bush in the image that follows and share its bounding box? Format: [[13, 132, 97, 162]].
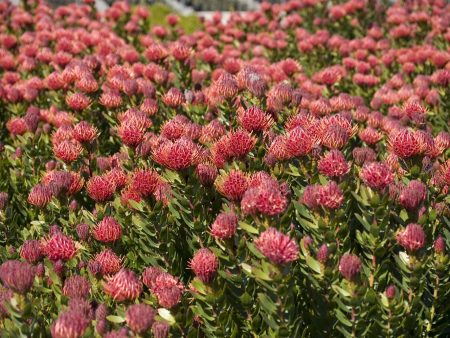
[[0, 0, 449, 336]]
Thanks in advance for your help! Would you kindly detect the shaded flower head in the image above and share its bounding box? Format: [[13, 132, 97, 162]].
[[0, 260, 35, 294], [51, 309, 90, 338], [20, 239, 43, 264], [63, 275, 91, 299], [125, 304, 156, 334], [339, 254, 361, 281]]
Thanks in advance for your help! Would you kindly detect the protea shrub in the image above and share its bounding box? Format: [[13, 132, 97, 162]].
[[0, 0, 449, 337]]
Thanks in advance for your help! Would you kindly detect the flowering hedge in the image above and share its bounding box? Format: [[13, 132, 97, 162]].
[[0, 0, 449, 337]]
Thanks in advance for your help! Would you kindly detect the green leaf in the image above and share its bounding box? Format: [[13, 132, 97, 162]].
[[305, 256, 321, 274], [106, 315, 125, 323], [258, 293, 277, 315], [239, 222, 259, 234], [158, 308, 176, 325], [336, 309, 352, 327]]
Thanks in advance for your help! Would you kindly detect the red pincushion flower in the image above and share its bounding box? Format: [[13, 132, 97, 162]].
[[214, 170, 249, 201], [434, 132, 450, 155], [360, 162, 394, 191], [396, 223, 426, 252], [301, 184, 321, 210], [155, 285, 183, 309], [398, 180, 427, 210], [125, 304, 156, 334], [241, 183, 289, 216], [359, 127, 383, 145], [142, 267, 164, 290], [93, 249, 122, 275], [28, 183, 53, 208], [153, 138, 199, 171], [190, 248, 218, 283], [118, 120, 145, 147], [196, 163, 218, 186], [352, 147, 377, 166], [99, 90, 123, 108], [86, 175, 116, 202], [321, 124, 350, 149], [199, 120, 226, 144], [131, 169, 160, 197], [161, 119, 186, 140], [316, 244, 329, 264], [229, 129, 257, 157], [6, 117, 28, 135], [390, 129, 422, 158], [439, 160, 450, 186], [41, 233, 77, 261], [317, 181, 344, 210], [214, 73, 239, 99], [153, 181, 173, 205], [20, 239, 43, 264], [73, 121, 97, 143], [339, 254, 361, 281], [51, 308, 90, 338], [63, 275, 91, 299], [268, 135, 290, 161], [285, 127, 314, 157], [254, 228, 298, 265], [434, 236, 445, 254], [318, 150, 350, 178], [152, 321, 170, 338], [93, 216, 122, 243], [238, 106, 273, 132], [103, 269, 143, 301], [163, 87, 185, 108], [66, 92, 90, 110], [53, 140, 83, 163], [68, 172, 84, 195], [104, 168, 128, 190], [0, 260, 35, 294], [121, 187, 142, 208], [76, 223, 89, 241], [146, 271, 184, 308], [210, 211, 238, 239], [171, 42, 191, 61]]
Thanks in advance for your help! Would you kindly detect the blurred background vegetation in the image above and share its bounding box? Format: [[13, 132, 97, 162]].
[[145, 2, 201, 34]]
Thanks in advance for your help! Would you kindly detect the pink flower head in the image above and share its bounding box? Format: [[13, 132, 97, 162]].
[[318, 150, 350, 178], [360, 162, 394, 191], [339, 254, 361, 281], [190, 248, 218, 283], [214, 170, 249, 201], [86, 175, 116, 202], [92, 216, 122, 243], [317, 181, 344, 210], [210, 211, 238, 239], [125, 304, 156, 334], [103, 269, 143, 301], [41, 233, 77, 261], [397, 223, 426, 252], [255, 228, 298, 265]]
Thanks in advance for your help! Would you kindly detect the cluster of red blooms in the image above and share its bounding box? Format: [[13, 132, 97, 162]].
[[0, 0, 449, 336]]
